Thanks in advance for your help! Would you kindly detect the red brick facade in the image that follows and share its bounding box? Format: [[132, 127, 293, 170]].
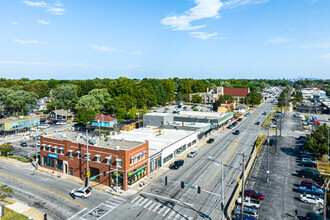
[[40, 136, 149, 191]]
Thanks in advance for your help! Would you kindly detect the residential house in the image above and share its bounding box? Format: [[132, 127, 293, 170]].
[[91, 114, 118, 128], [49, 109, 73, 120]]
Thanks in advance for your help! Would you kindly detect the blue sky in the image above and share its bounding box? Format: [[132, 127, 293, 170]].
[[0, 0, 330, 79]]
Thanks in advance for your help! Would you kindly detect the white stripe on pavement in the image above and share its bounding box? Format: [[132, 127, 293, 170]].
[[132, 196, 144, 205], [112, 196, 126, 202], [67, 207, 87, 220], [104, 201, 118, 207], [143, 200, 153, 208], [141, 192, 193, 207], [168, 210, 177, 218], [138, 198, 149, 206], [152, 203, 162, 212], [148, 202, 158, 211], [131, 196, 140, 203]]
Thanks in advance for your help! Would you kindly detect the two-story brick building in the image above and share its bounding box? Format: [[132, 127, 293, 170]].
[[40, 132, 148, 191]]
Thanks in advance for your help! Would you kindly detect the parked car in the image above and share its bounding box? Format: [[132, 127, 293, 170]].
[[56, 121, 67, 125], [245, 113, 250, 117], [237, 118, 243, 122], [237, 197, 261, 209], [169, 160, 184, 170], [233, 207, 258, 219], [301, 160, 317, 168], [255, 122, 260, 125], [297, 168, 321, 181], [269, 139, 277, 146], [235, 216, 256, 220], [233, 130, 240, 135], [207, 138, 215, 143], [298, 185, 324, 196], [301, 180, 322, 189], [20, 142, 28, 147], [227, 124, 233, 129], [300, 194, 324, 205], [244, 190, 264, 200], [305, 212, 323, 220], [188, 151, 197, 158], [262, 112, 267, 115], [70, 187, 91, 199], [233, 122, 238, 126]]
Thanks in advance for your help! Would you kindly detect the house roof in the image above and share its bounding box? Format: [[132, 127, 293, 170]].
[[94, 114, 117, 122], [52, 109, 72, 117], [223, 88, 249, 97]]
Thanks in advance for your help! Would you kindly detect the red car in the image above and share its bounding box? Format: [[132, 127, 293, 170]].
[[301, 180, 321, 189], [244, 190, 264, 200]]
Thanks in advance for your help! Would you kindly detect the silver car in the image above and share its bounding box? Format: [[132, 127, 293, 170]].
[[300, 194, 323, 205], [188, 151, 197, 158]]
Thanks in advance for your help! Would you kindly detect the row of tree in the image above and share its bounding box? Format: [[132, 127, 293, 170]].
[[305, 123, 329, 155]]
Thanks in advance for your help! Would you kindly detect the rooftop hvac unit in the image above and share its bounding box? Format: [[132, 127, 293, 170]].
[[121, 138, 125, 142], [115, 145, 121, 151]]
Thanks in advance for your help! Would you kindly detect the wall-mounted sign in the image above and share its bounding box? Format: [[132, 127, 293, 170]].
[[48, 153, 58, 159]]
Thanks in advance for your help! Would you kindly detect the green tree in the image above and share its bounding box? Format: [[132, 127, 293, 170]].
[[191, 94, 203, 103], [52, 84, 78, 110], [161, 79, 175, 103], [305, 123, 329, 155], [128, 107, 138, 119], [0, 185, 14, 201], [0, 143, 14, 156], [193, 80, 207, 93], [6, 90, 38, 114], [24, 81, 50, 98], [75, 95, 102, 112], [245, 91, 263, 107], [229, 104, 235, 112], [75, 107, 96, 125]]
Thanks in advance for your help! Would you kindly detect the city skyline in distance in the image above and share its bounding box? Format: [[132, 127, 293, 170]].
[[1, 0, 330, 79]]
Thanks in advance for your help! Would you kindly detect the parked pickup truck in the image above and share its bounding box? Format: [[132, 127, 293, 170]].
[[298, 185, 324, 196], [237, 197, 261, 209]]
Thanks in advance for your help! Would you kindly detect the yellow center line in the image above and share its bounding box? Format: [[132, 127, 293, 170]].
[[198, 136, 242, 199], [0, 172, 87, 208]]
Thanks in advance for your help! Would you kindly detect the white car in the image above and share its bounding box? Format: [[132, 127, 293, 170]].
[[300, 194, 323, 205], [56, 121, 67, 125], [70, 187, 91, 199]]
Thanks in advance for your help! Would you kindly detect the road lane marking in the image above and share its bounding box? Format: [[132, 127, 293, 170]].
[[0, 172, 87, 208], [131, 196, 140, 203], [132, 196, 145, 205], [112, 196, 126, 202], [152, 203, 162, 212], [67, 207, 87, 220], [148, 202, 158, 211], [141, 192, 193, 207], [143, 200, 153, 208], [139, 198, 149, 206]]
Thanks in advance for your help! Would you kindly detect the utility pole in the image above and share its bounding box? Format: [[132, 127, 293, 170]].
[[323, 179, 330, 220], [238, 153, 247, 219], [280, 114, 282, 137], [275, 126, 278, 155], [116, 155, 119, 193], [267, 127, 270, 184], [221, 161, 224, 220], [86, 130, 89, 187]]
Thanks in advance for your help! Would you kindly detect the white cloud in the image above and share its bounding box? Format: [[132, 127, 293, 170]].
[[189, 32, 219, 39], [319, 53, 330, 59], [296, 40, 330, 49], [37, 19, 50, 25], [123, 64, 140, 69], [23, 1, 65, 15], [0, 60, 90, 67], [223, 0, 269, 9], [267, 37, 295, 44], [161, 0, 223, 31], [131, 51, 143, 55], [89, 44, 125, 52], [13, 39, 46, 44], [12, 22, 19, 25]]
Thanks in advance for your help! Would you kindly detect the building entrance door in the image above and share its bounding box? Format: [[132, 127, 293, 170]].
[[63, 161, 68, 174]]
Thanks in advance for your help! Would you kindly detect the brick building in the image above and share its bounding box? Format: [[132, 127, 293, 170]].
[[40, 132, 148, 191]]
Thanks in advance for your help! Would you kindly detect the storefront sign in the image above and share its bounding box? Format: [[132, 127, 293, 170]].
[[128, 163, 147, 177], [48, 153, 58, 159]]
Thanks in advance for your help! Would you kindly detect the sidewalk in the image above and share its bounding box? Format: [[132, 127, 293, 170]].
[[3, 197, 44, 220]]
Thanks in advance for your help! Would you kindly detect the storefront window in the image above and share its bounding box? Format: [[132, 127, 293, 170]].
[[42, 156, 54, 168], [56, 159, 63, 170], [163, 154, 173, 164], [111, 172, 123, 186], [117, 159, 122, 167], [127, 163, 147, 185]]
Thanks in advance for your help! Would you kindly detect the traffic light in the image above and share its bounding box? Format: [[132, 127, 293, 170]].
[[181, 181, 184, 189], [44, 213, 47, 220], [198, 186, 201, 194], [165, 176, 167, 186], [103, 171, 106, 177]]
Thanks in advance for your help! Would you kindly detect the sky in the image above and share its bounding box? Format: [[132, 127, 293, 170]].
[[0, 0, 330, 80]]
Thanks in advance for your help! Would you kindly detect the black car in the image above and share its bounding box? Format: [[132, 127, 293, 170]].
[[297, 168, 321, 181], [301, 160, 317, 168], [233, 122, 238, 126], [255, 122, 260, 125], [237, 118, 242, 122], [20, 142, 28, 147], [269, 139, 277, 146], [207, 138, 215, 143], [305, 212, 323, 220], [169, 160, 184, 170], [227, 124, 233, 129], [233, 130, 240, 135]]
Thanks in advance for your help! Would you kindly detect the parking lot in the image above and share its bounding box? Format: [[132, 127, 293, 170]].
[[245, 112, 324, 219]]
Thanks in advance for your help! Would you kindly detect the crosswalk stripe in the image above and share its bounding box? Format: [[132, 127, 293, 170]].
[[112, 196, 126, 202], [188, 217, 193, 220], [157, 205, 168, 215], [161, 207, 171, 216], [132, 196, 144, 204], [174, 213, 183, 220], [139, 198, 149, 206], [148, 202, 158, 211], [152, 203, 162, 212], [168, 210, 177, 218], [104, 201, 118, 207], [143, 200, 153, 208], [131, 196, 140, 204]]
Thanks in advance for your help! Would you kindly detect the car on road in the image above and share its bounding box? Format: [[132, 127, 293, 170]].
[[298, 185, 324, 196], [187, 151, 197, 158], [237, 118, 243, 122], [262, 112, 267, 115], [56, 121, 67, 125], [207, 138, 214, 143], [233, 130, 240, 135], [232, 122, 238, 126], [305, 212, 323, 220], [299, 194, 324, 205], [297, 168, 321, 181], [245, 113, 250, 117], [268, 139, 277, 146], [301, 180, 322, 189], [70, 187, 91, 199], [169, 160, 184, 170], [233, 207, 259, 219], [255, 122, 260, 125], [227, 124, 233, 129], [244, 190, 264, 200], [294, 113, 302, 118], [20, 142, 28, 147]]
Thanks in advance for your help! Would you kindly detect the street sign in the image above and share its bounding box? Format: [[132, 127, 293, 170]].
[[188, 185, 196, 189], [237, 178, 241, 184], [86, 171, 90, 177]]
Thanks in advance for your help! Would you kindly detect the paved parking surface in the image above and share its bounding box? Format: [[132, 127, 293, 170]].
[[246, 112, 323, 219]]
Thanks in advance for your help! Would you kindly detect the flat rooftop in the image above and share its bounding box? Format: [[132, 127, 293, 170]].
[[43, 131, 144, 151], [174, 111, 230, 119], [110, 127, 196, 157], [0, 116, 39, 124]]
